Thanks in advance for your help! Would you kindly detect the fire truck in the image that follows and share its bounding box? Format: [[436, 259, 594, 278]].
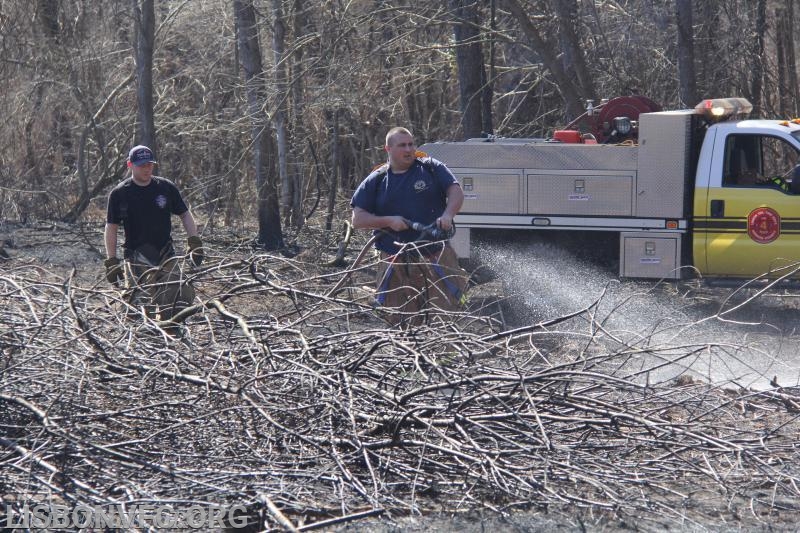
[[419, 97, 800, 281]]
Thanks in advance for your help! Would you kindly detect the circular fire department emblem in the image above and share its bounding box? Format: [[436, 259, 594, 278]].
[[747, 207, 780, 244]]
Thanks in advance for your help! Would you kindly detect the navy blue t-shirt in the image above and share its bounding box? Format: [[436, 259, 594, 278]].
[[350, 157, 459, 254], [106, 176, 188, 259]]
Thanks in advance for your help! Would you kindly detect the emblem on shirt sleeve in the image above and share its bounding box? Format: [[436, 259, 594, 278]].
[[414, 180, 428, 192], [155, 195, 168, 209]]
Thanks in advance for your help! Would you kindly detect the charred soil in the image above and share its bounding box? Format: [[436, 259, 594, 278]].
[[2, 221, 800, 532]]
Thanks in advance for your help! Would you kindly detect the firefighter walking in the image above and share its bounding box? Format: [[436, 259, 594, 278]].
[[104, 145, 204, 324]]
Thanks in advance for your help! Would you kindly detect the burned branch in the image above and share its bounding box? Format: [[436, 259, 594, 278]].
[[2, 241, 800, 531]]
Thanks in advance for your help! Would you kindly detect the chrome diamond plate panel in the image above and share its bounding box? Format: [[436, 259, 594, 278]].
[[636, 111, 694, 218], [420, 142, 638, 171]]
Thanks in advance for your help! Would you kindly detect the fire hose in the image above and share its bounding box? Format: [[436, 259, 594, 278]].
[[325, 219, 455, 298]]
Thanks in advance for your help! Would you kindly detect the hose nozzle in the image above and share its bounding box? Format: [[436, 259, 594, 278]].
[[404, 219, 455, 241]]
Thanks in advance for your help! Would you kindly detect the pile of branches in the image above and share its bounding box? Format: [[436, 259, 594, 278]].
[[2, 250, 800, 531]]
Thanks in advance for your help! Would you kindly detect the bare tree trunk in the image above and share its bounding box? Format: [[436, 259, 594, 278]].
[[750, 0, 767, 117], [450, 0, 486, 140], [551, 0, 595, 103], [483, 0, 495, 135], [787, 0, 799, 115], [290, 0, 306, 227], [498, 0, 583, 120], [29, 1, 61, 219], [22, 85, 47, 221], [675, 0, 697, 107], [325, 109, 338, 232], [777, 7, 790, 116], [234, 0, 284, 250], [133, 0, 156, 150], [270, 0, 292, 227], [777, 1, 799, 116], [696, 0, 710, 86]]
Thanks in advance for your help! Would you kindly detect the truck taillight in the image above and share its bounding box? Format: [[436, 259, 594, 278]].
[[694, 98, 752, 121]]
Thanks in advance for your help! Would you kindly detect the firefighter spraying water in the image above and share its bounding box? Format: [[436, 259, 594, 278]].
[[349, 126, 469, 327]]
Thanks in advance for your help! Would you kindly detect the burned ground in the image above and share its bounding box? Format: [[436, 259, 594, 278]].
[[2, 221, 800, 532]]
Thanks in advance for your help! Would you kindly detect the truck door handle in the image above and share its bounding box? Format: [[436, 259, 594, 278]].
[[710, 199, 725, 218]]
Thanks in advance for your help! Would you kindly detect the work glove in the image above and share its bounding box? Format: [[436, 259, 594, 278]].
[[187, 235, 204, 266], [104, 257, 124, 285]]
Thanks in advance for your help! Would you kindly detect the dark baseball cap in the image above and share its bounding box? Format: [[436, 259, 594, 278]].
[[128, 145, 157, 166]]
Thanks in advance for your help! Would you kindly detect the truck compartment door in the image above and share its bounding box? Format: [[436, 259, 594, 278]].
[[527, 172, 634, 216], [621, 232, 681, 279], [457, 170, 523, 215]]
